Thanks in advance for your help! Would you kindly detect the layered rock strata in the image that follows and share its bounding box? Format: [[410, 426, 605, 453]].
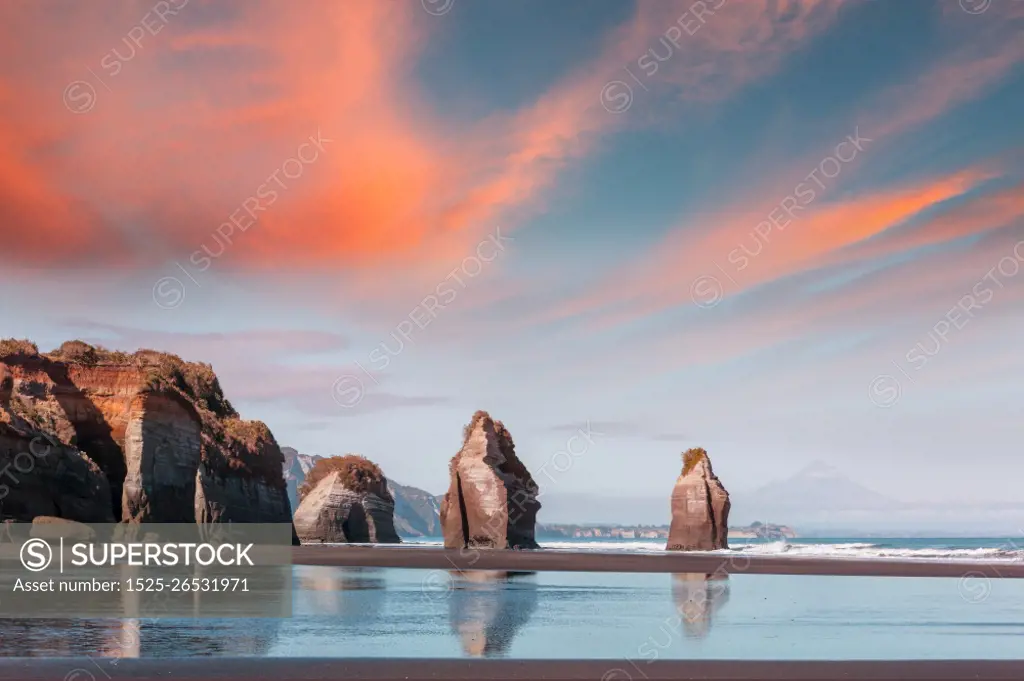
[[0, 339, 293, 529], [292, 455, 400, 543], [666, 448, 730, 551], [439, 411, 540, 550], [0, 352, 113, 522]]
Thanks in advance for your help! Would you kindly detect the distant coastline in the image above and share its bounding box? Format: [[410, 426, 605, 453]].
[[536, 521, 796, 540]]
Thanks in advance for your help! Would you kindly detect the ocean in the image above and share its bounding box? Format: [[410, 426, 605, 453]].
[[2, 537, 1022, 660], [517, 536, 1024, 562]]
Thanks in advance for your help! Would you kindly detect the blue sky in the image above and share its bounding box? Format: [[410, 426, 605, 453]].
[[1, 0, 1023, 524]]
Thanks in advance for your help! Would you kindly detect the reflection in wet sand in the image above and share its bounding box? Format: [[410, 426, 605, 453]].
[[102, 618, 141, 658], [294, 566, 386, 616], [0, 616, 282, 657], [448, 571, 538, 658], [671, 572, 729, 638]]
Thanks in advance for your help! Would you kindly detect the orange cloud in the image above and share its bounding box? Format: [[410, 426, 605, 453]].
[[436, 1, 842, 238], [0, 0, 842, 278], [567, 221, 1024, 385], [538, 162, 1015, 333]]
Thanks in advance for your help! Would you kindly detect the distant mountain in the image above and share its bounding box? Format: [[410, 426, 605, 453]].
[[281, 447, 441, 538], [734, 461, 900, 524], [390, 481, 442, 537], [281, 447, 320, 511]]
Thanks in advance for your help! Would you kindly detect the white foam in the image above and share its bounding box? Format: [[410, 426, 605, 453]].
[[694, 541, 1022, 562], [387, 538, 1024, 563]]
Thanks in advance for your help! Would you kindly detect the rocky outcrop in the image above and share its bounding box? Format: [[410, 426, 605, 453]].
[[0, 339, 293, 528], [0, 423, 114, 522], [122, 391, 202, 522], [0, 355, 113, 522], [439, 411, 540, 550], [30, 516, 98, 540], [667, 448, 730, 551], [292, 456, 400, 543], [195, 420, 292, 526], [283, 446, 442, 538]]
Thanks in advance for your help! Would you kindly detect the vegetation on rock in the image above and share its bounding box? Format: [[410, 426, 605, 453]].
[[2, 340, 282, 487], [681, 447, 709, 476], [299, 455, 390, 501], [0, 339, 39, 358]]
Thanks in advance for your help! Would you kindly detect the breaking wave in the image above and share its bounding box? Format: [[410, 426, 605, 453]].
[[726, 541, 1024, 562], [400, 538, 1024, 562]]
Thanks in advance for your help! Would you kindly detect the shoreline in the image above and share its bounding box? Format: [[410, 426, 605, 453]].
[[2, 658, 1023, 681], [292, 545, 1024, 578]]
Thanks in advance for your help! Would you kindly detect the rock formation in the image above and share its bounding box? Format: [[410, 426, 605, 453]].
[[292, 455, 400, 543], [30, 516, 98, 541], [283, 446, 442, 538], [666, 448, 730, 551], [1, 345, 114, 522], [194, 420, 293, 526], [439, 411, 540, 550], [0, 339, 293, 529]]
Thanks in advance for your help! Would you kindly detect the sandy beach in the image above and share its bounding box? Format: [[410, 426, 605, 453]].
[[1, 658, 1023, 681], [292, 545, 1024, 578]]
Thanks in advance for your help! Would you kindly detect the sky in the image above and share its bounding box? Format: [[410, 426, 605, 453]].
[[2, 0, 1023, 526]]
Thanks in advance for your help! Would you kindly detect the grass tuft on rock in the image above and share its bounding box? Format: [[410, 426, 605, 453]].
[[0, 339, 39, 359], [299, 455, 390, 501], [681, 447, 709, 476]]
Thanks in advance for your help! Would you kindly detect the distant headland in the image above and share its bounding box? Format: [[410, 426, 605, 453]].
[[535, 522, 797, 540]]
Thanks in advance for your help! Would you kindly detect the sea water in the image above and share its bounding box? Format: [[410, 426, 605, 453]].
[[1, 537, 1022, 660]]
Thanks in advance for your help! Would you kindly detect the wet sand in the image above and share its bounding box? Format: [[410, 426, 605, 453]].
[[1, 658, 1022, 680], [292, 545, 1024, 578]]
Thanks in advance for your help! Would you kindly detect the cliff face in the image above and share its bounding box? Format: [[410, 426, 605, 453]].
[[0, 357, 113, 522], [667, 448, 730, 551], [0, 340, 292, 527], [439, 411, 540, 550], [292, 456, 400, 543], [194, 420, 292, 526], [122, 391, 203, 522]]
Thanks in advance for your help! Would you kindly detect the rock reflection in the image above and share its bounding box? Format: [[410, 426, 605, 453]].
[[294, 566, 386, 616], [0, 616, 281, 657], [0, 619, 117, 657], [671, 572, 729, 638], [448, 570, 538, 658]]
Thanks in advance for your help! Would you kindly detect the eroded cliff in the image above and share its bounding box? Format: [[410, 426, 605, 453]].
[[0, 339, 292, 527], [0, 348, 113, 522], [292, 455, 400, 543], [439, 410, 540, 550]]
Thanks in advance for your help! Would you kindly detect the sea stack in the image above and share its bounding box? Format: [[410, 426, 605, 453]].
[[439, 410, 540, 550], [292, 455, 401, 543], [666, 448, 730, 551]]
